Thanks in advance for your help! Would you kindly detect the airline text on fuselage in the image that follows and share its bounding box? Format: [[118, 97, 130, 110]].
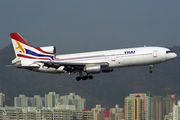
[[124, 51, 135, 54]]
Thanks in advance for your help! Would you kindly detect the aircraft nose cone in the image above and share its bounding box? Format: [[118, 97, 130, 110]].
[[171, 53, 177, 59], [166, 52, 177, 61], [174, 53, 177, 58]]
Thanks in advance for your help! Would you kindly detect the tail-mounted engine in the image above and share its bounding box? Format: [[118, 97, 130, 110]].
[[39, 46, 56, 54]]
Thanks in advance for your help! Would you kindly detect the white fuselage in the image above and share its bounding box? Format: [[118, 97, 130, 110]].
[[35, 46, 177, 73]]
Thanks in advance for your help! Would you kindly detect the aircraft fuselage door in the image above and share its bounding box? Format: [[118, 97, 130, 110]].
[[153, 50, 157, 58], [111, 55, 116, 62]]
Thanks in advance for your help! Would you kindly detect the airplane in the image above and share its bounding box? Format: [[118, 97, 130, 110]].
[[9, 32, 177, 81]]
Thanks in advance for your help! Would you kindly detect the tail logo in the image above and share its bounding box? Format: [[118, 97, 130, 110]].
[[15, 41, 25, 53]]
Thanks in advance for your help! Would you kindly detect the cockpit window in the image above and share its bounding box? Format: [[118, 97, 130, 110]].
[[166, 51, 172, 54]]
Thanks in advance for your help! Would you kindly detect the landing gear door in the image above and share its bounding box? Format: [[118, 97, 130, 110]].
[[109, 55, 119, 67]]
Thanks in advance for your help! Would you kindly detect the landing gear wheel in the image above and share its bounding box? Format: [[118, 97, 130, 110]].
[[76, 72, 94, 81], [88, 75, 93, 80], [76, 77, 81, 81], [149, 65, 153, 74]]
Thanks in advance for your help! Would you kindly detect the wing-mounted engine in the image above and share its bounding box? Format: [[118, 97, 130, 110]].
[[84, 64, 101, 74], [39, 46, 56, 54]]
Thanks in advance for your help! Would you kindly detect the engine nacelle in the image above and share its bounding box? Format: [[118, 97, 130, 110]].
[[102, 68, 113, 73], [84, 64, 101, 74], [40, 46, 56, 54]]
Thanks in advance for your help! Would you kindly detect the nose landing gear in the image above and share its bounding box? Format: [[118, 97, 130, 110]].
[[149, 65, 153, 74]]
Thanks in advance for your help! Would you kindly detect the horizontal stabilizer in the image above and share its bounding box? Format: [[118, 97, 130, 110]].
[[6, 65, 39, 68]]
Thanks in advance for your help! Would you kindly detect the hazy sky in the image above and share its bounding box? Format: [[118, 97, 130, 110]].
[[1, 0, 180, 54]]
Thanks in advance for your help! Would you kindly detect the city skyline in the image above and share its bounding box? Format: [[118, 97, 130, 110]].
[[0, 92, 179, 120], [14, 92, 86, 111], [10, 92, 180, 110]]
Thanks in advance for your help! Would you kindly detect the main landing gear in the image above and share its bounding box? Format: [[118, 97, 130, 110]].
[[149, 65, 153, 74], [76, 75, 93, 81], [76, 72, 93, 81]]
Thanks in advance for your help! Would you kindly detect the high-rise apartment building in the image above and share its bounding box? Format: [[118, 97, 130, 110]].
[[151, 96, 164, 120], [14, 94, 44, 107], [14, 94, 28, 107], [165, 94, 178, 115], [58, 93, 86, 111], [0, 93, 5, 107], [110, 105, 125, 120], [124, 93, 150, 120], [92, 104, 105, 120], [45, 92, 59, 107], [34, 95, 44, 107], [150, 94, 179, 120], [173, 101, 180, 120]]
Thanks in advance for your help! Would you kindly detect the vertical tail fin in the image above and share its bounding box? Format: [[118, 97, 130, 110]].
[[10, 33, 31, 57], [10, 32, 55, 62]]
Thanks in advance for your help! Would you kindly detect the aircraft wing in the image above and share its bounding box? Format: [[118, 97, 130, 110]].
[[39, 61, 109, 72]]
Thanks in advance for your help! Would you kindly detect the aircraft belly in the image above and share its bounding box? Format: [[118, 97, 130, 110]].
[[108, 62, 120, 68], [119, 55, 154, 67], [108, 57, 121, 68]]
